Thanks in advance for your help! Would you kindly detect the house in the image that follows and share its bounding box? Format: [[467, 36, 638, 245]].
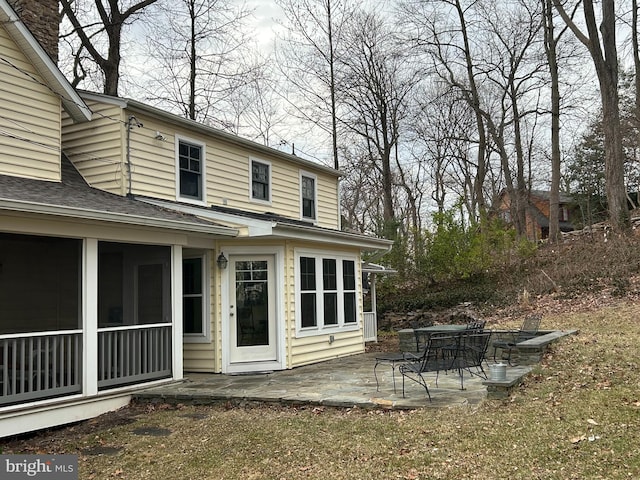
[[494, 189, 576, 241], [0, 0, 392, 437]]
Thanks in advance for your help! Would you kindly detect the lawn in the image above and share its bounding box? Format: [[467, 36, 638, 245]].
[[2, 298, 640, 479]]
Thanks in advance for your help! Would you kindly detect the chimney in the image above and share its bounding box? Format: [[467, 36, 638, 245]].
[[7, 0, 59, 62]]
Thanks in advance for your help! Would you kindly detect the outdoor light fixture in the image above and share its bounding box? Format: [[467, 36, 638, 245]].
[[216, 252, 228, 270]]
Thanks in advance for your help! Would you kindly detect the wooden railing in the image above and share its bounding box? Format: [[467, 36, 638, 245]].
[[0, 331, 82, 406], [97, 324, 172, 390], [363, 312, 377, 342]]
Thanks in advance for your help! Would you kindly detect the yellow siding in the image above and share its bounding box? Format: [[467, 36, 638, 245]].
[[62, 101, 125, 194], [0, 25, 61, 181], [61, 99, 341, 226]]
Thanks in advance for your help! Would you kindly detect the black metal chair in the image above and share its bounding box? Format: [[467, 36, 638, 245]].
[[399, 333, 456, 400], [453, 331, 492, 389], [492, 314, 542, 365]]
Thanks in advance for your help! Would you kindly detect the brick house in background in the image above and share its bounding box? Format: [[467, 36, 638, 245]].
[[494, 190, 576, 241]]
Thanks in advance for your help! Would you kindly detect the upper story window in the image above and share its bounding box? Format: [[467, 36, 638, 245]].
[[176, 136, 206, 203], [301, 172, 317, 221], [251, 159, 271, 203]]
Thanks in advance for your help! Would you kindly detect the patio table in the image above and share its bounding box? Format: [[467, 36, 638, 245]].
[[413, 324, 468, 351]]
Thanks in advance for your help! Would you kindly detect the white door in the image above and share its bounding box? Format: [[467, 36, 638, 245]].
[[229, 255, 277, 364]]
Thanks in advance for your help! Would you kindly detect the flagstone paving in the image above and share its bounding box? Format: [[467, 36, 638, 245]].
[[135, 353, 532, 410]]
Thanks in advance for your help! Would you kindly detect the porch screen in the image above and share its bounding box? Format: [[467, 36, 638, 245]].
[[0, 233, 81, 334], [98, 242, 171, 326]]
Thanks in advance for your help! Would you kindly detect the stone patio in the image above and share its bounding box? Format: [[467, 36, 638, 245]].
[[135, 353, 533, 410]]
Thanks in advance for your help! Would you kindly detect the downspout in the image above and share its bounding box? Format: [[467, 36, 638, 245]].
[[126, 115, 143, 197]]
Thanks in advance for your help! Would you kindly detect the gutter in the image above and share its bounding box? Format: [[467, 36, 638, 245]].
[[0, 198, 239, 236]]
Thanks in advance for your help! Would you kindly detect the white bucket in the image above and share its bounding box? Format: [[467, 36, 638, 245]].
[[489, 363, 507, 381]]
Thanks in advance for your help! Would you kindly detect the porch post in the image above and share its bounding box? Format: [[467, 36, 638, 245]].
[[84, 238, 98, 396], [172, 245, 184, 380], [370, 273, 377, 314]]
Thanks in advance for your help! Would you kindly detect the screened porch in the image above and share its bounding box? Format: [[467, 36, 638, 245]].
[[0, 234, 174, 407]]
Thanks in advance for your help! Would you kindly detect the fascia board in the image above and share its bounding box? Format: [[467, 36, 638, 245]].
[[139, 198, 275, 237], [0, 198, 238, 236], [0, 0, 92, 122], [270, 223, 395, 251]]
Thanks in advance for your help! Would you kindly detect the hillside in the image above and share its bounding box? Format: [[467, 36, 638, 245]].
[[376, 226, 640, 330]]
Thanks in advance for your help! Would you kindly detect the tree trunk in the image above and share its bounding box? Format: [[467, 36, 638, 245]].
[[544, 0, 561, 243], [553, 0, 629, 231]]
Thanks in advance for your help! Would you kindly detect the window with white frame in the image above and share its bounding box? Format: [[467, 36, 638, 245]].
[[177, 137, 205, 202], [251, 159, 271, 203], [296, 250, 359, 335], [300, 173, 317, 221], [182, 254, 209, 341]]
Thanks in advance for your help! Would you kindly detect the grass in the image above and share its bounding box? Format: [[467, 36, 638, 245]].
[[3, 298, 640, 479]]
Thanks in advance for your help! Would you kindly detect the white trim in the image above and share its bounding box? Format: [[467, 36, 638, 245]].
[[294, 248, 361, 338], [84, 238, 99, 397], [249, 157, 272, 206], [299, 171, 318, 223], [175, 134, 207, 206], [172, 245, 184, 380], [220, 245, 286, 374], [182, 251, 211, 344]]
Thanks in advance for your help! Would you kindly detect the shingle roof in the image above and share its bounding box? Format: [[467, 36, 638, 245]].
[[0, 156, 230, 231]]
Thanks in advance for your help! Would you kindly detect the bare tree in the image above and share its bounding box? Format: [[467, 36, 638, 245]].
[[338, 10, 421, 240], [553, 0, 630, 231], [60, 0, 159, 95], [399, 0, 489, 221], [138, 0, 259, 124], [275, 0, 354, 169]]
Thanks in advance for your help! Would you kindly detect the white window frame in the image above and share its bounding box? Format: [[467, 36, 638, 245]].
[[294, 248, 360, 337], [175, 135, 207, 206], [249, 157, 272, 205], [182, 252, 211, 343], [300, 171, 318, 222]]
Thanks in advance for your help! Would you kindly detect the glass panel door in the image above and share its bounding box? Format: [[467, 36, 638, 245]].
[[229, 256, 276, 363]]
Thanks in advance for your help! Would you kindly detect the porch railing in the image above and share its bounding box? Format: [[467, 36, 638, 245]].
[[97, 324, 172, 390], [363, 312, 377, 342], [0, 331, 82, 406]]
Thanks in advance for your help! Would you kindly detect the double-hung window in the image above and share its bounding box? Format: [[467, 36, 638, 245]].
[[300, 172, 317, 221], [251, 159, 271, 203], [177, 136, 205, 203], [296, 250, 359, 335], [182, 254, 209, 341]]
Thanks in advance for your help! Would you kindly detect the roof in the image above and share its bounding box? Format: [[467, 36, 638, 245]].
[[0, 156, 237, 235], [79, 91, 341, 178], [0, 0, 91, 122], [138, 196, 394, 252], [529, 190, 574, 204]]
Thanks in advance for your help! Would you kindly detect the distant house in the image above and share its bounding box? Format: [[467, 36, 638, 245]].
[[0, 0, 392, 437], [494, 189, 576, 241]]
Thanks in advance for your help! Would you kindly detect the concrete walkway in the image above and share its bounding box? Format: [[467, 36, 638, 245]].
[[135, 353, 532, 410]]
